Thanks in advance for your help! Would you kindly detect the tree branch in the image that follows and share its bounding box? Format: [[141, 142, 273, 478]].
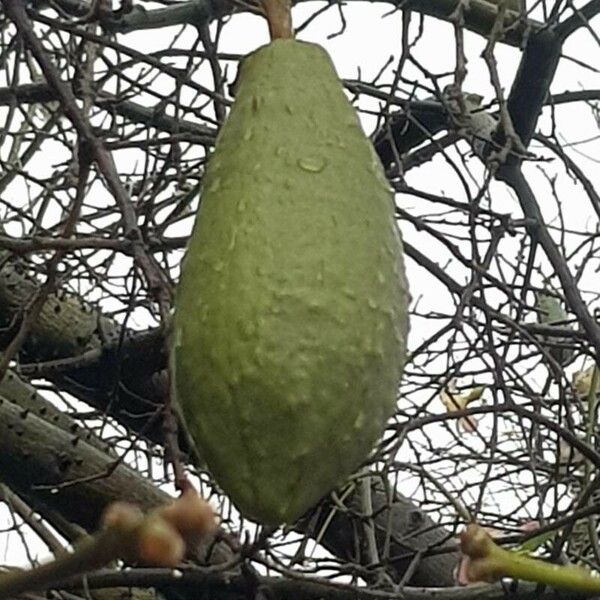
[[298, 481, 458, 587], [555, 0, 600, 40], [0, 254, 174, 447], [0, 382, 233, 567], [0, 78, 216, 143], [496, 166, 600, 362], [503, 29, 562, 151], [3, 0, 172, 310], [33, 0, 537, 47], [58, 565, 600, 600]]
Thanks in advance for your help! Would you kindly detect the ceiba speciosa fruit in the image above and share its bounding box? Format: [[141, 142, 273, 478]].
[[173, 37, 410, 526]]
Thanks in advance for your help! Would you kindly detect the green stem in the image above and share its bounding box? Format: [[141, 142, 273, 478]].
[[491, 544, 600, 592], [462, 525, 600, 593]]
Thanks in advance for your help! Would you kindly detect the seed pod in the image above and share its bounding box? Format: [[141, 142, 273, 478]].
[[174, 40, 409, 525]]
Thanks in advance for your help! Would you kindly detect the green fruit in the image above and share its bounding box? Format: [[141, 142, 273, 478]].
[[173, 39, 409, 526]]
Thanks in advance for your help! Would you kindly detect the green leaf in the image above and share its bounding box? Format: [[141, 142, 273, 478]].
[[516, 530, 556, 554]]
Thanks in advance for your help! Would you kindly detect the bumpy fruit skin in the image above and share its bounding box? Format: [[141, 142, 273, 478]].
[[174, 39, 409, 526]]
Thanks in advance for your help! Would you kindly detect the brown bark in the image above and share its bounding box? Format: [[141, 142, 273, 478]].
[[0, 381, 233, 567], [0, 254, 171, 446]]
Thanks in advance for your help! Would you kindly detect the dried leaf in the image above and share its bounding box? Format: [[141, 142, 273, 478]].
[[516, 528, 554, 554], [571, 365, 599, 399], [440, 380, 485, 432]]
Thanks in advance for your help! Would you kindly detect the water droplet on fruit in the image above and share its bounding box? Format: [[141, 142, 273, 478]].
[[213, 260, 224, 272], [208, 177, 221, 192], [377, 271, 386, 283], [316, 260, 325, 283], [367, 298, 377, 309], [227, 231, 237, 251], [354, 411, 365, 429], [297, 156, 327, 173], [237, 198, 247, 212], [243, 128, 253, 141]]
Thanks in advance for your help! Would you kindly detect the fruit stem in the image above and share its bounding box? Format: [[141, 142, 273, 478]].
[[261, 0, 293, 40], [461, 524, 600, 593]]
